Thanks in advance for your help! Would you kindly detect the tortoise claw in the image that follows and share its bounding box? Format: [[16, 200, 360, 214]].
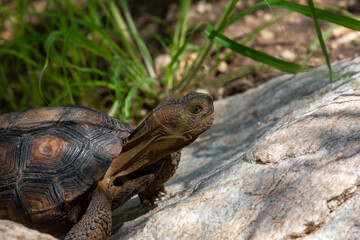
[[139, 186, 167, 206]]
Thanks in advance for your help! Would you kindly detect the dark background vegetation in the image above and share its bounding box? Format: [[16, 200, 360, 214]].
[[0, 0, 359, 124]]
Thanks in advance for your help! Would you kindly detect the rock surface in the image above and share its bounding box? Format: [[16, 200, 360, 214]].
[[0, 220, 57, 240], [1, 58, 360, 240], [111, 57, 360, 240]]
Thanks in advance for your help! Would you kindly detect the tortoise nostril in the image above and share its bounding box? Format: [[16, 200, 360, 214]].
[[113, 178, 125, 187], [206, 95, 213, 105]]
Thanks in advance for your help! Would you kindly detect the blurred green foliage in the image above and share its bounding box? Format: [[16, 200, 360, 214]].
[[0, 0, 359, 123]]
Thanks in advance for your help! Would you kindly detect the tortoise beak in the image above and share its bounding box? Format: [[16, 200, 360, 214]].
[[205, 95, 214, 116], [201, 94, 214, 119]]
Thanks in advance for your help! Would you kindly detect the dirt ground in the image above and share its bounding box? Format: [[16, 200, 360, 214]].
[[131, 0, 360, 99]]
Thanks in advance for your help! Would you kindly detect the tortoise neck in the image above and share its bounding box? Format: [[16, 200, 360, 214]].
[[101, 113, 188, 190], [122, 111, 174, 152]]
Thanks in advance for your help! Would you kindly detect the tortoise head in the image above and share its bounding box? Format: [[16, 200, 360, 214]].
[[125, 91, 214, 148], [104, 92, 214, 183], [152, 91, 214, 141]]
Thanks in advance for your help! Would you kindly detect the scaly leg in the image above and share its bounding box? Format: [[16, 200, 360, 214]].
[[66, 174, 155, 240], [139, 151, 181, 205], [65, 186, 112, 240]]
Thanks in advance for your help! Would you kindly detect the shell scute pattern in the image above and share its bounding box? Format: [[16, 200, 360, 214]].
[[57, 170, 92, 204], [24, 131, 74, 171], [0, 136, 21, 180], [0, 189, 26, 224], [0, 106, 132, 228], [0, 107, 64, 130], [18, 178, 63, 224]]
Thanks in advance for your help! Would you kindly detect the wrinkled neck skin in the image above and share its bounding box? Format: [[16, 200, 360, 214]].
[[99, 112, 196, 200]]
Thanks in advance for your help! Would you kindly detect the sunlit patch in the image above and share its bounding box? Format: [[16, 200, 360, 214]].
[[69, 108, 105, 125], [0, 113, 10, 128], [92, 134, 123, 159], [32, 135, 69, 165], [5, 107, 62, 129]]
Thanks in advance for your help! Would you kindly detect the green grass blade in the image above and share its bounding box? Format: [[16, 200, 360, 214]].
[[180, 11, 292, 88], [150, 31, 170, 53], [177, 0, 238, 94], [0, 49, 42, 68], [215, 0, 238, 31], [120, 0, 155, 78], [124, 77, 158, 121], [88, 0, 102, 26], [39, 30, 62, 102], [164, 21, 207, 92], [15, 0, 25, 37], [70, 81, 115, 90], [108, 100, 120, 118], [204, 27, 302, 74], [110, 1, 138, 61], [209, 65, 261, 90], [302, 24, 337, 71], [264, 0, 286, 37], [62, 22, 76, 105], [65, 63, 108, 76], [70, 31, 112, 61], [319, 4, 357, 18], [307, 0, 332, 81], [173, 0, 191, 48], [242, 11, 292, 45], [228, 0, 360, 31], [111, 59, 125, 118], [48, 90, 69, 106]]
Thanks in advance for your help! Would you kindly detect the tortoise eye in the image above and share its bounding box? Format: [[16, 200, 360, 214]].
[[189, 104, 202, 114]]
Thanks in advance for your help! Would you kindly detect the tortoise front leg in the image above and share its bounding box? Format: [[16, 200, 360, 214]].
[[65, 186, 112, 240], [139, 151, 181, 205], [65, 174, 156, 240], [111, 172, 156, 209]]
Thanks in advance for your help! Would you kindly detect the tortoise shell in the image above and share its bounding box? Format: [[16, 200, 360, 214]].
[[0, 106, 133, 230]]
